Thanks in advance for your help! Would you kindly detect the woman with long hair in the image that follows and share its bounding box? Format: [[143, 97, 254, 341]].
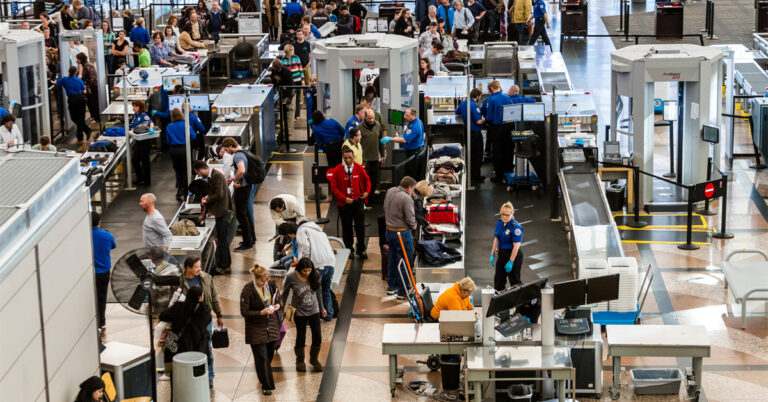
[[101, 21, 115, 74], [111, 30, 129, 70], [164, 25, 184, 54], [75, 52, 100, 126], [240, 265, 282, 395], [158, 286, 211, 388], [281, 257, 326, 372], [419, 57, 434, 84]]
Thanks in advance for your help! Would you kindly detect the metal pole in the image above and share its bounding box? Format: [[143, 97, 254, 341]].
[[712, 172, 734, 239], [699, 157, 716, 216], [184, 91, 192, 201], [123, 68, 135, 190], [678, 186, 700, 250], [147, 293, 158, 402], [626, 165, 647, 228], [663, 121, 675, 178], [617, 0, 624, 32], [622, 2, 630, 42], [549, 112, 559, 221], [466, 74, 474, 191]]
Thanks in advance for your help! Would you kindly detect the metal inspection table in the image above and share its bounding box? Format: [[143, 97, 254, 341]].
[[205, 122, 249, 146], [465, 345, 575, 402], [606, 324, 710, 400]]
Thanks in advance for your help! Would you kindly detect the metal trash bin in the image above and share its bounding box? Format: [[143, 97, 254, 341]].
[[605, 183, 626, 211], [507, 384, 533, 401], [439, 355, 461, 390], [172, 352, 210, 402], [630, 368, 683, 395]]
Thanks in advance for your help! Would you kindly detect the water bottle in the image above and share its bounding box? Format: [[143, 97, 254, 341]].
[[576, 120, 582, 135]]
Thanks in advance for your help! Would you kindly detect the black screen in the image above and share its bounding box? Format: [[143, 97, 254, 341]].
[[586, 273, 620, 304], [702, 125, 719, 144], [486, 278, 547, 317], [553, 279, 587, 309]]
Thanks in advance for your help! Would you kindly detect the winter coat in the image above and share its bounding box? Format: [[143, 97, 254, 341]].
[[240, 280, 283, 344], [159, 301, 212, 356]]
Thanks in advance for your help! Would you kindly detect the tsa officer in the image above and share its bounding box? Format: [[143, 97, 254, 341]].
[[490, 201, 524, 290], [456, 87, 485, 183], [383, 107, 425, 179], [480, 80, 513, 183], [527, 0, 551, 50], [508, 85, 536, 104]]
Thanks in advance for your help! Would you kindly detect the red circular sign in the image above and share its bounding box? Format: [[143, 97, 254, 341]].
[[704, 183, 715, 198]]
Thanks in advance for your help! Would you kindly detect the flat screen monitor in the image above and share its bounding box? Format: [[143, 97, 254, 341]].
[[662, 99, 678, 121], [485, 278, 547, 317], [604, 141, 620, 156], [523, 103, 546, 122], [168, 94, 211, 112], [162, 75, 182, 91], [168, 94, 184, 111], [502, 103, 522, 123], [586, 273, 620, 304], [183, 75, 201, 91], [389, 109, 404, 125], [553, 278, 587, 309], [702, 124, 719, 144]]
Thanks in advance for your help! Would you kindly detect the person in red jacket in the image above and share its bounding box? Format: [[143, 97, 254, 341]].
[[327, 148, 371, 258]]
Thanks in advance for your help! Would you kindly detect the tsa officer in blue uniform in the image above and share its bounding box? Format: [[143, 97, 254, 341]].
[[490, 201, 524, 290], [508, 85, 536, 104], [384, 107, 425, 179], [456, 87, 485, 183], [527, 0, 551, 50], [480, 80, 513, 183]]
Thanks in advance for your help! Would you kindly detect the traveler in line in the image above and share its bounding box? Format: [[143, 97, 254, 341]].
[[282, 258, 326, 371]]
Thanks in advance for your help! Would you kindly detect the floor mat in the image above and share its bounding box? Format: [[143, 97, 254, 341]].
[[614, 213, 707, 229], [619, 227, 713, 245]]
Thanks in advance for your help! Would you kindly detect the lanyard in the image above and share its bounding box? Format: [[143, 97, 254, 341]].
[[255, 281, 271, 305]]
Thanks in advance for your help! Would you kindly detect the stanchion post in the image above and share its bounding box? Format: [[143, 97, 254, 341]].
[[626, 165, 647, 228], [617, 0, 624, 32], [622, 2, 630, 42], [678, 186, 700, 250], [549, 112, 560, 221], [712, 171, 734, 239], [699, 157, 717, 216]]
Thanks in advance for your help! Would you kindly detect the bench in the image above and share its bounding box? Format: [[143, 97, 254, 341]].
[[722, 249, 768, 329], [268, 236, 349, 288]]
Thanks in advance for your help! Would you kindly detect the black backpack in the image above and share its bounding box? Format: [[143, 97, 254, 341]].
[[234, 150, 266, 184]]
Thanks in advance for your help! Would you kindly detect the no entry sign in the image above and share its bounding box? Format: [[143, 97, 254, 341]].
[[693, 179, 725, 202]]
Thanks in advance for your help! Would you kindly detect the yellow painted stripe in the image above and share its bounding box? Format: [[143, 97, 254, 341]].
[[268, 160, 303, 164], [617, 226, 712, 231], [612, 213, 708, 229], [620, 239, 712, 245]]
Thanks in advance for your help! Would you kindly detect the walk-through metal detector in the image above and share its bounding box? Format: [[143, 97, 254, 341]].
[[0, 28, 49, 144], [610, 44, 723, 206], [313, 33, 419, 133]]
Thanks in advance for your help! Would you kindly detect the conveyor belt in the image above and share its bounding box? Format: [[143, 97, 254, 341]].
[[562, 173, 612, 226], [734, 62, 768, 95]]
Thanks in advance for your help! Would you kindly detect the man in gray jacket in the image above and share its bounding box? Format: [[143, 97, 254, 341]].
[[383, 176, 417, 298], [278, 221, 336, 322]]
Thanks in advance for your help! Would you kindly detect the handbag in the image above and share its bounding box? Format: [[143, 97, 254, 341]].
[[283, 304, 296, 323], [165, 305, 197, 353], [211, 327, 229, 349]]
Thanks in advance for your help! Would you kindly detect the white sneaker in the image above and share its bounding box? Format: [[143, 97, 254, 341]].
[[159, 374, 170, 381]]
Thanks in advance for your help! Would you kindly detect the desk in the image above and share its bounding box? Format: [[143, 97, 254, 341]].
[[598, 166, 634, 205], [606, 324, 710, 400], [465, 346, 575, 402]]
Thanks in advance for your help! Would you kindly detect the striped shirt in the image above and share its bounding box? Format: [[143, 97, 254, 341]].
[[281, 55, 304, 84]]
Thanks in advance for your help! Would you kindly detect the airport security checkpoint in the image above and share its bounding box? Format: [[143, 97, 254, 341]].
[[7, 1, 768, 401]]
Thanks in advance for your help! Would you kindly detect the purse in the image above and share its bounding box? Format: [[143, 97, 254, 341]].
[[211, 327, 229, 349], [283, 305, 296, 323], [165, 306, 197, 353]]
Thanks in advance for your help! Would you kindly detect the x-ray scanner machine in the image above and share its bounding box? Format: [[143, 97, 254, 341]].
[[313, 34, 419, 131], [610, 45, 723, 206]]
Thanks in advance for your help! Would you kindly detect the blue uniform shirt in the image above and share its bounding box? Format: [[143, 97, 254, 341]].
[[165, 120, 197, 145], [129, 25, 151, 46], [481, 91, 513, 125], [131, 112, 152, 129], [494, 218, 523, 250], [0, 107, 10, 120], [532, 0, 547, 19], [402, 118, 425, 150], [312, 118, 345, 147], [189, 112, 205, 136], [510, 94, 536, 104], [456, 99, 484, 131], [285, 2, 304, 19], [56, 76, 86, 95], [92, 227, 116, 274], [345, 116, 361, 138]]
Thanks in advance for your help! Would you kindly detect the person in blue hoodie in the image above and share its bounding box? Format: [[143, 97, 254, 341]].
[[166, 107, 197, 200]]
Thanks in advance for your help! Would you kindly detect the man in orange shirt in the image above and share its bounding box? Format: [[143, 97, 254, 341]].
[[431, 277, 476, 319]]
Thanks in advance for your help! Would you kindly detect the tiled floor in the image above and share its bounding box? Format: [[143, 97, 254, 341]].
[[97, 2, 768, 401]]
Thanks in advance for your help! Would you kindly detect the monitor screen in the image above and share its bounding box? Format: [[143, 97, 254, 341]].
[[183, 75, 201, 91], [168, 94, 184, 111], [162, 75, 182, 91], [168, 94, 211, 112], [702, 125, 719, 144], [553, 278, 587, 309], [523, 103, 546, 122], [604, 141, 620, 155], [586, 273, 620, 304], [485, 278, 547, 317], [389, 109, 404, 125], [502, 103, 522, 123], [662, 100, 678, 121]]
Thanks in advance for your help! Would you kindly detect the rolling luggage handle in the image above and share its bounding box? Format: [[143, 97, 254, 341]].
[[397, 231, 425, 318]]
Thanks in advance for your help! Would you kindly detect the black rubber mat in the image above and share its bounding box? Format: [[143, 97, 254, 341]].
[[614, 213, 707, 229], [619, 228, 712, 245]]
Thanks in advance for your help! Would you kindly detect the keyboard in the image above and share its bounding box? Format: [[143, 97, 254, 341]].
[[555, 317, 591, 335], [496, 313, 529, 337]]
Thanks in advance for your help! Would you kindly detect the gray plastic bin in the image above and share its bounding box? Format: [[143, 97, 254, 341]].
[[630, 368, 683, 395], [507, 384, 533, 401], [172, 352, 210, 402]]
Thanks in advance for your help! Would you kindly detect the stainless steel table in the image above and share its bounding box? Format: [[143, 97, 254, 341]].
[[606, 324, 710, 400], [205, 122, 249, 146], [465, 345, 575, 402]]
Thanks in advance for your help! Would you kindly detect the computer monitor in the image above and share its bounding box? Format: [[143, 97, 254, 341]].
[[389, 109, 404, 125], [168, 94, 211, 112], [162, 75, 182, 91], [183, 75, 201, 91], [523, 103, 545, 122], [662, 99, 678, 121], [485, 278, 547, 317], [604, 141, 620, 156], [702, 125, 719, 144], [585, 273, 620, 304], [553, 278, 587, 309], [168, 95, 184, 111], [502, 103, 522, 123]]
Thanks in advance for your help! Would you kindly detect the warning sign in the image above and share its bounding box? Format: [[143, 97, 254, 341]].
[[693, 179, 725, 202]]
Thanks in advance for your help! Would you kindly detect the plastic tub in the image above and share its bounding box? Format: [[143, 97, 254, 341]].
[[233, 70, 249, 79], [507, 384, 533, 401], [630, 368, 683, 395]]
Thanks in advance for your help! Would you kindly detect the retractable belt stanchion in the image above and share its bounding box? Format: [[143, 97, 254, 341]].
[[626, 165, 647, 228], [699, 157, 717, 216], [712, 170, 734, 239], [678, 184, 700, 250]]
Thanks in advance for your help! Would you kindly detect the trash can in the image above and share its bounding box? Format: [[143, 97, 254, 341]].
[[172, 352, 210, 402], [605, 183, 626, 211], [507, 384, 534, 401], [630, 368, 683, 395], [439, 355, 461, 390]]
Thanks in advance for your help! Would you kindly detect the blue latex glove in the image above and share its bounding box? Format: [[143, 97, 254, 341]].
[[9, 100, 16, 109], [490, 254, 495, 267], [148, 128, 155, 134], [504, 260, 513, 273], [308, 119, 313, 125], [380, 136, 392, 144], [151, 110, 157, 116]]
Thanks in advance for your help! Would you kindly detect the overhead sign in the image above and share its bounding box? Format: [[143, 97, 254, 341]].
[[693, 178, 725, 202]]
